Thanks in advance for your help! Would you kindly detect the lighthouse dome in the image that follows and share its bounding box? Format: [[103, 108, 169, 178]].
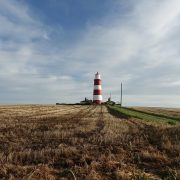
[[95, 72, 101, 79]]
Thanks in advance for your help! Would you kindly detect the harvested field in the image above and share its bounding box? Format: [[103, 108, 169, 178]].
[[0, 105, 179, 179], [131, 107, 180, 120]]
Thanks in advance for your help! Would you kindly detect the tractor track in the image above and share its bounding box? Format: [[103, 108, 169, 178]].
[[35, 105, 95, 125]]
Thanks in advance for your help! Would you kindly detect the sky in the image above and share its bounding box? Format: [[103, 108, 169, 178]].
[[0, 0, 180, 107]]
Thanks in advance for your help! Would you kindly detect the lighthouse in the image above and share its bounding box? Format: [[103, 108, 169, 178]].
[[93, 72, 102, 104]]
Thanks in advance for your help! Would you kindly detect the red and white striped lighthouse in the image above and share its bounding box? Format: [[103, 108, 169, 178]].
[[93, 72, 102, 104]]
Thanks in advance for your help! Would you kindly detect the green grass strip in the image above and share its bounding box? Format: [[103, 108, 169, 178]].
[[126, 107, 180, 121], [108, 105, 180, 125]]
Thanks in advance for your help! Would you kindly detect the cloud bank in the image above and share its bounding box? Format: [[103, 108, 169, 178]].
[[0, 0, 180, 107]]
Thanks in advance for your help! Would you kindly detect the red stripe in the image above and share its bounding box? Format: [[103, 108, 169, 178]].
[[94, 79, 101, 85], [93, 90, 102, 95], [93, 100, 102, 104]]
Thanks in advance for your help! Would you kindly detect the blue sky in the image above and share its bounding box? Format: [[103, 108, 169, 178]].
[[0, 0, 180, 107]]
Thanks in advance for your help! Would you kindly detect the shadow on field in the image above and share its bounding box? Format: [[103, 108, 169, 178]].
[[107, 105, 130, 119]]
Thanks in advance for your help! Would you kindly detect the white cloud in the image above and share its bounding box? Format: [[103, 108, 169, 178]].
[[133, 0, 180, 35], [0, 0, 180, 106]]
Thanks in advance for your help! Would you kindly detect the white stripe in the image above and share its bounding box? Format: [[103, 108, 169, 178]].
[[94, 85, 102, 90], [95, 74, 101, 79], [93, 95, 102, 101]]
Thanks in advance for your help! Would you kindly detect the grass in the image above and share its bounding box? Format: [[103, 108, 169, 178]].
[[128, 107, 180, 121], [131, 107, 180, 120], [108, 105, 180, 125]]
